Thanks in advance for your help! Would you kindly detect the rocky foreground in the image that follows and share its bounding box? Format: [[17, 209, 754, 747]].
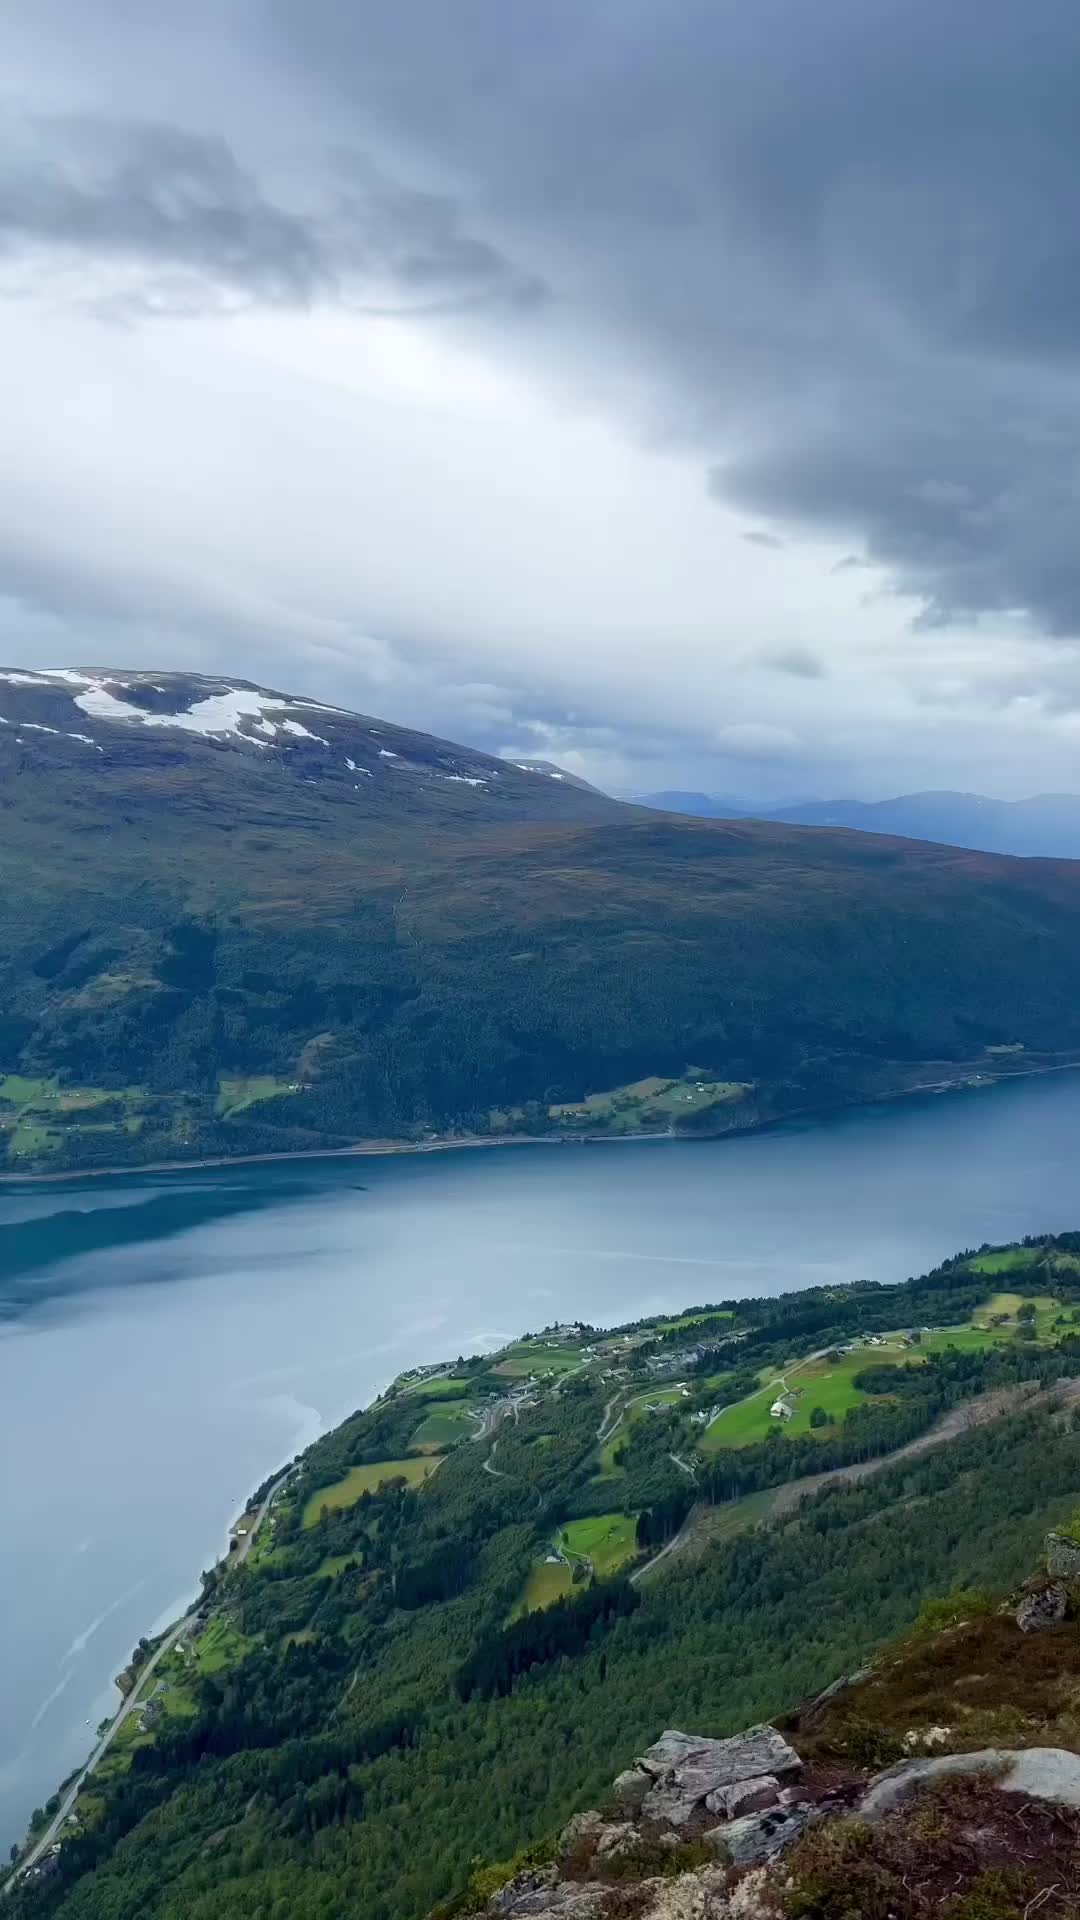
[[461, 1531, 1080, 1920]]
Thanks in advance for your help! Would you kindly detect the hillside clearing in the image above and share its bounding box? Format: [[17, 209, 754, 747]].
[[303, 1456, 438, 1527]]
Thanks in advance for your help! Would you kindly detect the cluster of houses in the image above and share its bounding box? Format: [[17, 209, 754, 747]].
[[643, 1344, 707, 1377]]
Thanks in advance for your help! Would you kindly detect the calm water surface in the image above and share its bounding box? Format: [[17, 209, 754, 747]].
[[3, 1074, 1080, 1844]]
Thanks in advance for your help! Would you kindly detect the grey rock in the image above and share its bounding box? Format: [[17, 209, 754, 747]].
[[799, 1667, 874, 1727], [505, 1890, 612, 1916], [1016, 1582, 1067, 1632], [493, 1870, 611, 1916], [635, 1867, 735, 1918], [1046, 1532, 1080, 1582], [858, 1751, 1005, 1822], [859, 1746, 1080, 1823], [638, 1726, 801, 1827], [704, 1775, 780, 1819], [491, 1870, 556, 1911], [613, 1767, 651, 1815], [1007, 1748, 1080, 1807], [594, 1821, 641, 1859], [704, 1804, 814, 1867], [557, 1811, 604, 1859], [638, 1731, 712, 1778]]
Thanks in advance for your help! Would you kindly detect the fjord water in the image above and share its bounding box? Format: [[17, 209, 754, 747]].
[[4, 1074, 1080, 1846]]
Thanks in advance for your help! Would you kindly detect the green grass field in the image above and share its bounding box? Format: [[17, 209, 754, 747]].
[[558, 1512, 638, 1575], [191, 1618, 255, 1676], [303, 1456, 438, 1527], [967, 1248, 1042, 1274], [9, 1122, 61, 1157], [655, 1310, 736, 1333], [701, 1343, 908, 1451], [495, 1341, 585, 1377], [159, 1686, 199, 1719], [549, 1073, 748, 1134], [217, 1075, 296, 1118], [0, 1072, 56, 1107], [972, 1292, 1062, 1341], [400, 1376, 473, 1399], [912, 1319, 1028, 1357], [410, 1401, 476, 1450], [514, 1559, 573, 1616], [0, 1072, 147, 1161], [316, 1554, 358, 1579]]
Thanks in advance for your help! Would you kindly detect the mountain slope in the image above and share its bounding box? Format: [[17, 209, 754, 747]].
[[636, 787, 1080, 858], [4, 668, 1080, 1171], [10, 1236, 1080, 1919]]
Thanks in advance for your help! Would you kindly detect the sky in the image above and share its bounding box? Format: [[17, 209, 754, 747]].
[[5, 1, 1080, 801]]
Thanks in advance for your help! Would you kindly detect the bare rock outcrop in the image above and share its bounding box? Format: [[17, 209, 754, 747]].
[[1016, 1579, 1068, 1632], [1045, 1530, 1080, 1582], [476, 1725, 806, 1917], [637, 1727, 800, 1828]]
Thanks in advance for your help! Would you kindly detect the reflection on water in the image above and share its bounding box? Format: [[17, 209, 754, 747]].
[[2, 1072, 1080, 1844]]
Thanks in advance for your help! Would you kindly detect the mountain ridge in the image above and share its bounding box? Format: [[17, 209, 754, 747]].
[[5, 667, 1080, 1173], [635, 787, 1080, 858]]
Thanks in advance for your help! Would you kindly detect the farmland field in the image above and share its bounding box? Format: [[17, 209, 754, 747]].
[[303, 1456, 438, 1527], [409, 1401, 477, 1450], [401, 1376, 473, 1399], [216, 1075, 296, 1118], [514, 1559, 573, 1616], [967, 1248, 1040, 1274], [494, 1341, 584, 1377], [701, 1343, 909, 1450], [655, 1309, 736, 1333], [559, 1512, 638, 1575], [549, 1073, 749, 1134]]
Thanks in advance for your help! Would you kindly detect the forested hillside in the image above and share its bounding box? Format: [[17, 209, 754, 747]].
[[11, 1235, 1080, 1918], [3, 670, 1080, 1173]]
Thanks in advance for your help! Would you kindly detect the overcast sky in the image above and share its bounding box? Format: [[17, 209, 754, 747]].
[[5, 1, 1080, 799]]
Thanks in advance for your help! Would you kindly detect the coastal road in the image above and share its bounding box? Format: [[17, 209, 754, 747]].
[[8, 1470, 290, 1892]]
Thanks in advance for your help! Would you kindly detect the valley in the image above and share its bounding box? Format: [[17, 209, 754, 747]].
[[11, 1225, 1080, 1918]]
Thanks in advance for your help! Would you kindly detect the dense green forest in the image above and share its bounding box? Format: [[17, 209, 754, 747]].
[[5, 671, 1080, 1171], [11, 1234, 1080, 1919]]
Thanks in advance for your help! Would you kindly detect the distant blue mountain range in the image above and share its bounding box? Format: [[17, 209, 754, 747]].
[[634, 789, 1080, 859]]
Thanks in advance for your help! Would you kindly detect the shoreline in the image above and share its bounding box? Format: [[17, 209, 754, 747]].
[[3, 1055, 1080, 1187]]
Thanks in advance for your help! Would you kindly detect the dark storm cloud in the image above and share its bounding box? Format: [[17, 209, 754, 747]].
[[259, 0, 1080, 636], [0, 115, 321, 304], [0, 111, 542, 314]]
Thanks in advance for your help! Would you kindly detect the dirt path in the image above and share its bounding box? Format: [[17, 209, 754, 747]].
[[765, 1377, 1080, 1519], [632, 1503, 703, 1584], [596, 1393, 626, 1444], [635, 1378, 1080, 1582]]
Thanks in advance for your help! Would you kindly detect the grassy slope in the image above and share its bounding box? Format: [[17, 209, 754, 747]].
[[23, 1249, 1080, 1920], [5, 714, 1080, 1169]]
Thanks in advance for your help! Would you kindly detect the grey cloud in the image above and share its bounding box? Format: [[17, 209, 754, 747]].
[[743, 531, 785, 550], [0, 111, 541, 314], [259, 0, 1080, 637], [758, 647, 827, 680]]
